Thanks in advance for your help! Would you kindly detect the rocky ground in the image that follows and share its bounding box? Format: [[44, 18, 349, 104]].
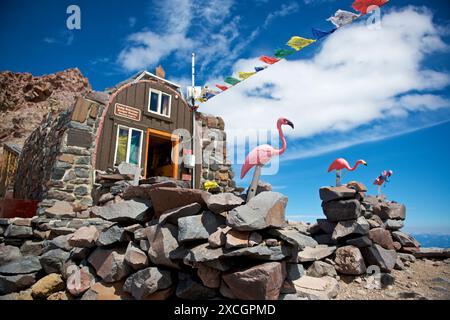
[[336, 258, 450, 300], [0, 69, 91, 164]]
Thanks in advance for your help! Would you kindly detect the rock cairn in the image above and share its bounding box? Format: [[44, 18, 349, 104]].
[[1, 179, 448, 300]]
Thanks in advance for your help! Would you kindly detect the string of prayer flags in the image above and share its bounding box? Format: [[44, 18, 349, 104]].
[[327, 9, 360, 28], [224, 76, 241, 86], [287, 36, 316, 51], [312, 27, 336, 40], [352, 0, 389, 14], [215, 84, 229, 91], [254, 66, 268, 72], [238, 71, 256, 80], [274, 48, 296, 59], [259, 55, 280, 65]]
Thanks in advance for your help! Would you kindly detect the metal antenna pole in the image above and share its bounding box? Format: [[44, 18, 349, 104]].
[[191, 52, 196, 189]]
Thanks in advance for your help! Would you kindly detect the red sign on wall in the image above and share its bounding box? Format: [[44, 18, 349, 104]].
[[114, 103, 142, 121]]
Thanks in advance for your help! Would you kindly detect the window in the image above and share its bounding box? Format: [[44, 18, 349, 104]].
[[114, 125, 143, 167], [148, 89, 171, 117]]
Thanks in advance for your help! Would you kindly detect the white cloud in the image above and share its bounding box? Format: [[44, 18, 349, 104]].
[[263, 2, 300, 28], [200, 7, 450, 161]]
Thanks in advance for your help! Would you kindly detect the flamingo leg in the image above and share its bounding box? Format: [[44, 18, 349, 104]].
[[336, 169, 342, 187], [377, 185, 382, 198], [247, 165, 262, 203]]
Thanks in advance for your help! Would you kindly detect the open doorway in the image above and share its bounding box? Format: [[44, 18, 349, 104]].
[[144, 129, 179, 179]]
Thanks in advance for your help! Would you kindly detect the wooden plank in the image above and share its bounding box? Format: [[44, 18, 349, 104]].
[[126, 83, 137, 107]]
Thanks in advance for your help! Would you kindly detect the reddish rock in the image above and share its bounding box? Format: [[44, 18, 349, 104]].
[[81, 281, 131, 300], [368, 228, 395, 250], [319, 186, 356, 202], [87, 247, 131, 283], [68, 226, 99, 248], [66, 266, 94, 296], [208, 225, 230, 248], [44, 201, 76, 218], [225, 230, 249, 249], [124, 243, 149, 270], [346, 181, 367, 192], [149, 187, 209, 217], [197, 264, 221, 289], [334, 245, 366, 275], [222, 262, 286, 300]]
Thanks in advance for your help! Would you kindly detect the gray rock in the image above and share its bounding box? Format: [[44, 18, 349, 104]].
[[267, 227, 318, 250], [248, 232, 263, 247], [298, 245, 336, 263], [96, 225, 127, 246], [139, 240, 150, 252], [0, 244, 22, 266], [316, 219, 337, 234], [20, 241, 44, 256], [178, 211, 225, 243], [70, 247, 92, 261], [368, 228, 395, 250], [123, 267, 172, 299], [334, 245, 366, 275], [226, 192, 287, 231], [43, 234, 74, 252], [384, 219, 404, 231], [183, 243, 225, 264], [414, 248, 450, 259], [307, 261, 337, 278], [91, 199, 152, 224], [374, 202, 406, 220], [398, 253, 416, 263], [319, 186, 356, 202], [0, 256, 42, 275], [4, 225, 33, 238], [147, 223, 180, 269], [322, 199, 361, 222], [286, 263, 305, 281], [332, 217, 369, 241], [40, 249, 70, 274], [223, 244, 291, 261], [391, 231, 420, 248], [346, 236, 373, 248], [0, 273, 36, 295], [205, 193, 244, 214], [158, 203, 202, 224], [176, 272, 217, 300], [361, 244, 397, 272], [313, 234, 337, 246]]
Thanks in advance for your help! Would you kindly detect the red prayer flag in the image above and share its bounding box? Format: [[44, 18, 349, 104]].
[[352, 0, 389, 14], [259, 56, 280, 65], [215, 84, 228, 91]]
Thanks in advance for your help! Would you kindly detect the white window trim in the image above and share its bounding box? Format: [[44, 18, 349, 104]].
[[148, 88, 172, 118], [113, 125, 144, 168]]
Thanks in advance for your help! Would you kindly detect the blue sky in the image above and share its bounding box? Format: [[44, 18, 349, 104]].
[[1, 0, 450, 233]]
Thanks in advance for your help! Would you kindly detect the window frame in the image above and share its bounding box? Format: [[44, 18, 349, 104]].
[[147, 88, 172, 118], [113, 125, 144, 168]]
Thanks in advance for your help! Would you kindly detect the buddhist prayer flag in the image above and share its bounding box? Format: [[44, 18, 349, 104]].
[[312, 27, 336, 40], [259, 56, 280, 65], [224, 76, 241, 85], [327, 9, 359, 28], [352, 0, 389, 14], [238, 71, 256, 80], [215, 84, 228, 91], [286, 36, 316, 51], [254, 66, 267, 72], [274, 48, 296, 59]]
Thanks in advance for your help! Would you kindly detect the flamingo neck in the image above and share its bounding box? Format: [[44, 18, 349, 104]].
[[349, 161, 362, 171], [274, 124, 287, 156]]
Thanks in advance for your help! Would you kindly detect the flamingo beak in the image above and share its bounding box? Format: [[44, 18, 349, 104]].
[[286, 120, 294, 129], [362, 161, 367, 166]]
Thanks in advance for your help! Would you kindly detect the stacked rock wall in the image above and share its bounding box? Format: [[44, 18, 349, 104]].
[[14, 92, 108, 212], [196, 112, 236, 192]]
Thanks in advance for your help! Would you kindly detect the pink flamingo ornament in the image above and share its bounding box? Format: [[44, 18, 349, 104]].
[[241, 117, 294, 202], [374, 170, 393, 197], [328, 158, 367, 186]]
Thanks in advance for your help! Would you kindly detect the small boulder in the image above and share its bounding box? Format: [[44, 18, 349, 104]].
[[39, 249, 70, 274], [225, 230, 249, 249], [91, 199, 152, 224], [322, 199, 361, 222], [147, 223, 180, 269], [205, 193, 244, 214], [319, 186, 356, 202], [124, 243, 149, 270], [178, 211, 225, 243], [293, 275, 339, 300], [197, 264, 221, 288], [0, 244, 22, 266], [88, 247, 131, 283], [374, 202, 406, 220], [0, 256, 42, 275], [44, 201, 76, 218], [226, 192, 287, 231], [346, 236, 372, 248], [368, 228, 395, 250], [332, 217, 369, 241], [267, 227, 318, 250], [4, 225, 33, 238], [66, 266, 94, 296], [0, 273, 36, 295], [334, 245, 366, 275], [149, 187, 209, 217], [96, 225, 127, 246], [69, 226, 99, 248], [306, 261, 337, 278], [208, 225, 230, 248], [298, 245, 336, 263], [361, 244, 397, 272], [158, 203, 202, 224], [391, 231, 420, 248], [176, 271, 217, 300], [384, 219, 404, 231], [222, 262, 286, 300], [286, 263, 305, 281], [123, 267, 172, 300], [31, 273, 65, 299]]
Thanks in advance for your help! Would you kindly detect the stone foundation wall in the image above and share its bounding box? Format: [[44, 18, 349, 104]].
[[196, 112, 236, 192]]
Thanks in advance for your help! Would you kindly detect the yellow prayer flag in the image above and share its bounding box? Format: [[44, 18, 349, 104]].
[[238, 71, 256, 80], [287, 36, 316, 51]]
